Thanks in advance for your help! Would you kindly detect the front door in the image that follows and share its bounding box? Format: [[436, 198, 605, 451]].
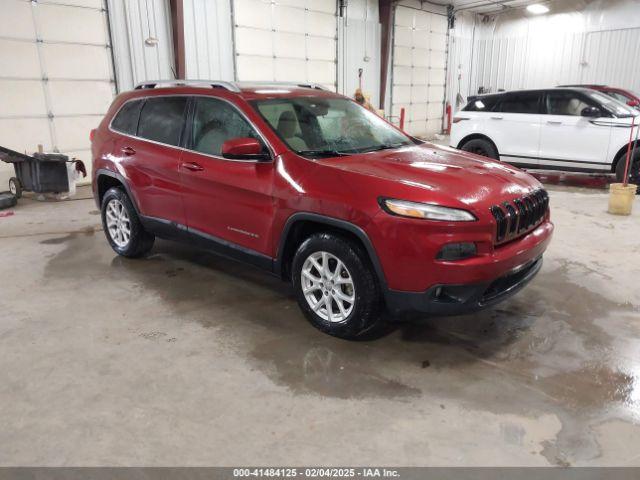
[[539, 91, 612, 170], [180, 96, 275, 256]]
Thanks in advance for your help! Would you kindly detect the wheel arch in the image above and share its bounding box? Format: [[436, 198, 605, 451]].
[[274, 213, 387, 290], [611, 140, 640, 173], [456, 133, 499, 155], [96, 169, 140, 214]]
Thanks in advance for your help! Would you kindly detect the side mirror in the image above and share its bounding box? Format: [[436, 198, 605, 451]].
[[221, 137, 270, 161], [627, 99, 640, 108], [581, 106, 601, 118]]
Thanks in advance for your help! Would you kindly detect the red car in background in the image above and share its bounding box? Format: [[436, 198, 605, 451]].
[[559, 84, 640, 108]]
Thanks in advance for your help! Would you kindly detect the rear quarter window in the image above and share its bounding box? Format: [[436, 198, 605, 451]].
[[137, 97, 188, 146], [111, 99, 143, 135]]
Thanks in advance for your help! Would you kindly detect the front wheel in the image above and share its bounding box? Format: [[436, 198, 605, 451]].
[[292, 233, 383, 339], [460, 138, 499, 160], [616, 150, 640, 191]]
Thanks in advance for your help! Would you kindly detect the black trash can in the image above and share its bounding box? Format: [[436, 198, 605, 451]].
[[12, 152, 70, 194], [1, 146, 76, 198]]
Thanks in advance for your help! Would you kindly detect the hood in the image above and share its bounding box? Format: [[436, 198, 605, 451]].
[[317, 143, 541, 211]]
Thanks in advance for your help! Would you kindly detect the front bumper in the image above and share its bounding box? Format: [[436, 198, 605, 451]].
[[385, 255, 543, 315]]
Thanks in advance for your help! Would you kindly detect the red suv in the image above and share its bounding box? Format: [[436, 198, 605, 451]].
[[559, 84, 640, 108], [91, 80, 553, 339]]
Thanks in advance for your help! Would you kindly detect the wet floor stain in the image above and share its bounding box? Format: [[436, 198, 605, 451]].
[[40, 230, 640, 464], [39, 226, 98, 245], [251, 340, 420, 399]]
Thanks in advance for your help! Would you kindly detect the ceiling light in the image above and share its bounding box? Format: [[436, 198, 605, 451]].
[[527, 3, 550, 14]]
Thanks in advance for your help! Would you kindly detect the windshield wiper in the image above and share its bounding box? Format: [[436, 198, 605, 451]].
[[355, 142, 407, 153], [297, 149, 351, 158]]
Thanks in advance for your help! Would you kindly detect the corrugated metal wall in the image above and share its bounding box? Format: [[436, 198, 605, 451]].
[[580, 28, 640, 88], [108, 0, 175, 91], [446, 11, 474, 112], [337, 0, 381, 106], [468, 28, 640, 94], [449, 0, 640, 112], [183, 0, 235, 81]]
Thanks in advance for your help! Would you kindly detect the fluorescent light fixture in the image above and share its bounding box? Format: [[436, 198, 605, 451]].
[[526, 3, 549, 14]]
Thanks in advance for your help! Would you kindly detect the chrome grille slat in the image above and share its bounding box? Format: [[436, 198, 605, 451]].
[[490, 189, 549, 244]]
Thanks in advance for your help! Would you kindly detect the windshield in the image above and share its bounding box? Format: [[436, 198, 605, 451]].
[[587, 91, 637, 118], [252, 97, 415, 157]]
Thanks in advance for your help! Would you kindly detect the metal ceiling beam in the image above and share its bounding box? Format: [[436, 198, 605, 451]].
[[379, 0, 394, 110], [169, 0, 186, 79]]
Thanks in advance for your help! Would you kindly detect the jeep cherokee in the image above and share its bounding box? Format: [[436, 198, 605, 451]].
[[92, 80, 553, 339]]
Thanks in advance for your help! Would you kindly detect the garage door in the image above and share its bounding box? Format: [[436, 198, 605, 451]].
[[0, 0, 116, 184], [232, 0, 337, 90], [391, 6, 448, 138]]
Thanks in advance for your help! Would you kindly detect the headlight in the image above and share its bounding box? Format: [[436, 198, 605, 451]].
[[380, 198, 477, 222]]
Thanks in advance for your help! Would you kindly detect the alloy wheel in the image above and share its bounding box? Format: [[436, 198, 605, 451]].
[[301, 251, 355, 323], [105, 199, 131, 248]]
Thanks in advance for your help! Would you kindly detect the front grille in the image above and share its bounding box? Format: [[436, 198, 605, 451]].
[[490, 189, 549, 244]]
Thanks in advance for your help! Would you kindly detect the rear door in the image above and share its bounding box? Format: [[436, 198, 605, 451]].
[[539, 91, 611, 170], [119, 96, 188, 225], [491, 91, 543, 167], [179, 96, 275, 256]]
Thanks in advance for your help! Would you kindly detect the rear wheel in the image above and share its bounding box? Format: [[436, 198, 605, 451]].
[[9, 177, 22, 199], [615, 149, 640, 191], [292, 233, 383, 339], [101, 187, 154, 257], [460, 138, 499, 160]]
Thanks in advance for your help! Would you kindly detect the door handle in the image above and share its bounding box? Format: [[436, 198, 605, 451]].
[[547, 121, 562, 125], [490, 116, 503, 120], [181, 162, 204, 172], [121, 146, 136, 156]]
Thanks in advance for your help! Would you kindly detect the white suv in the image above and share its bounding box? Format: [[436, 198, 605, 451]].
[[450, 88, 639, 184]]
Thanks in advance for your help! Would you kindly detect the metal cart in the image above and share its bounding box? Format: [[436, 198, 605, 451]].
[[0, 145, 85, 199]]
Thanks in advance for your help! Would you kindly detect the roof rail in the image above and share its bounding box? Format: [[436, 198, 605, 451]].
[[296, 83, 330, 91], [134, 80, 241, 92], [236, 81, 331, 92]]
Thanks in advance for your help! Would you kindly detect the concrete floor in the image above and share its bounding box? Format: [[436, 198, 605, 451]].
[[0, 185, 639, 467]]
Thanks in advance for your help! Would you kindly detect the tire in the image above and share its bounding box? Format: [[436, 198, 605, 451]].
[[615, 149, 640, 193], [291, 233, 383, 339], [8, 177, 22, 199], [101, 187, 154, 257], [460, 138, 499, 160], [0, 191, 17, 210]]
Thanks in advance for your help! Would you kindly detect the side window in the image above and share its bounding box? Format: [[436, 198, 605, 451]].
[[606, 91, 629, 104], [138, 97, 188, 146], [191, 97, 261, 156], [111, 100, 143, 135], [255, 100, 316, 151], [545, 92, 592, 116], [496, 93, 541, 114], [463, 96, 498, 112]]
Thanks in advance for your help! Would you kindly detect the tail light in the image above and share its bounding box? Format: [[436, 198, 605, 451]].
[[90, 129, 96, 142]]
